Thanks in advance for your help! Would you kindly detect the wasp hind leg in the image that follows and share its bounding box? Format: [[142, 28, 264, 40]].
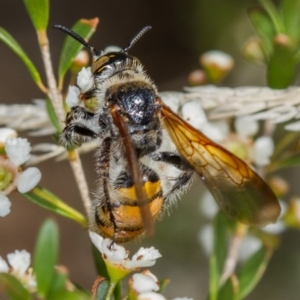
[[150, 151, 195, 207], [60, 106, 98, 149]]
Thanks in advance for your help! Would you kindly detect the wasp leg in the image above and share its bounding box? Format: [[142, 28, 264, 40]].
[[60, 106, 98, 149], [93, 137, 119, 244], [150, 151, 195, 206], [150, 151, 191, 170]]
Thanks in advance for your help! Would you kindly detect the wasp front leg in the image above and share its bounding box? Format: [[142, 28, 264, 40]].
[[60, 106, 98, 149]]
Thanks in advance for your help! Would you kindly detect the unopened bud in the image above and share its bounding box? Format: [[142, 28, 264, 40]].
[[242, 37, 266, 64], [200, 51, 234, 84]]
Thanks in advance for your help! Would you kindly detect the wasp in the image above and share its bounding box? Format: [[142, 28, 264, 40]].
[[55, 25, 281, 243]]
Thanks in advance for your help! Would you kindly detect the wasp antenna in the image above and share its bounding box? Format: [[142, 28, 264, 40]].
[[122, 26, 152, 53], [53, 24, 101, 57]]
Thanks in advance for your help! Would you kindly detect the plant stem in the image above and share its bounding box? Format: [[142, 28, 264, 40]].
[[37, 30, 65, 127], [37, 29, 91, 215], [105, 281, 117, 300], [68, 150, 91, 214], [220, 224, 247, 285]]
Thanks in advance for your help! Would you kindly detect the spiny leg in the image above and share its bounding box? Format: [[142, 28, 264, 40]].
[[60, 106, 97, 149]]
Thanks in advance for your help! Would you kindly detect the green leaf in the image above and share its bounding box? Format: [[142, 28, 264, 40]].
[[33, 219, 59, 297], [23, 0, 49, 31], [22, 185, 88, 228], [49, 290, 92, 300], [281, 0, 300, 41], [237, 246, 271, 299], [217, 277, 238, 300], [46, 98, 62, 133], [57, 18, 99, 83], [258, 0, 285, 33], [113, 281, 121, 300], [209, 212, 229, 300], [0, 273, 31, 300], [0, 27, 44, 89], [94, 280, 110, 300], [267, 39, 297, 88], [92, 244, 109, 279], [247, 6, 275, 57], [276, 152, 300, 169]]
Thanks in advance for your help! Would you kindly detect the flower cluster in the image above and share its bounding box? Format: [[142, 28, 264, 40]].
[[0, 249, 36, 292], [89, 231, 161, 271], [0, 128, 41, 217]]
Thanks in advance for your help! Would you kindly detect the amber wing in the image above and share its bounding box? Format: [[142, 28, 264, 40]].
[[160, 101, 280, 226]]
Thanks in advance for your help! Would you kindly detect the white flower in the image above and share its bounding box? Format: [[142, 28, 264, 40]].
[[0, 193, 11, 217], [201, 120, 229, 143], [0, 101, 53, 135], [238, 236, 262, 262], [285, 120, 300, 131], [252, 136, 274, 167], [0, 256, 9, 272], [5, 138, 31, 166], [66, 86, 80, 107], [181, 100, 207, 129], [124, 247, 162, 269], [17, 167, 41, 193], [235, 116, 259, 137], [138, 292, 167, 300], [197, 224, 213, 256], [1, 250, 36, 292], [77, 67, 94, 92], [0, 128, 17, 144], [132, 272, 159, 294], [199, 191, 219, 219], [89, 231, 161, 269], [201, 51, 234, 70], [172, 298, 194, 300], [160, 92, 181, 113], [7, 250, 31, 275]]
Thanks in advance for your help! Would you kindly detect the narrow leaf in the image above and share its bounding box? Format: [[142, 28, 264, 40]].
[[247, 6, 275, 57], [49, 290, 91, 300], [92, 244, 109, 279], [209, 212, 229, 299], [22, 185, 88, 228], [258, 0, 285, 33], [0, 27, 44, 89], [276, 153, 300, 169], [237, 246, 271, 299], [267, 39, 297, 88], [217, 276, 239, 300], [57, 18, 99, 83], [281, 0, 300, 41], [0, 273, 31, 300], [33, 219, 59, 297], [23, 0, 49, 31], [46, 98, 62, 133]]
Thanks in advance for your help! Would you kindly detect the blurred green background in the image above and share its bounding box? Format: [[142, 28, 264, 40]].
[[1, 0, 300, 299]]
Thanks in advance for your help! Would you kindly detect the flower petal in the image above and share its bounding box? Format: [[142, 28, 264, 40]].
[[17, 167, 41, 193], [132, 273, 159, 294], [252, 136, 274, 167], [0, 193, 11, 217], [0, 128, 17, 144], [138, 292, 167, 300], [66, 86, 80, 107], [5, 138, 31, 166], [0, 256, 9, 272], [77, 67, 94, 92], [7, 250, 31, 275], [181, 101, 207, 129]]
